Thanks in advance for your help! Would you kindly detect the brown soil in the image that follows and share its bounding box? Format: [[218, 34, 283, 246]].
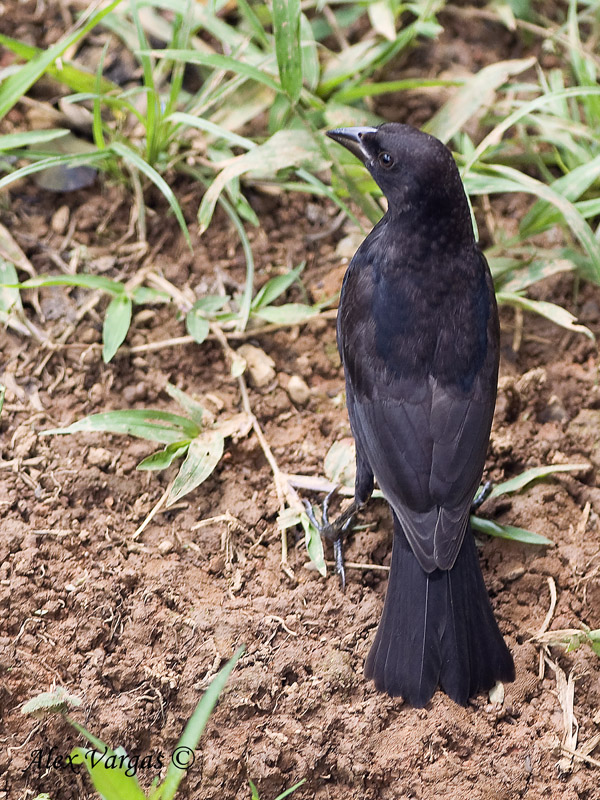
[[2, 5, 600, 800]]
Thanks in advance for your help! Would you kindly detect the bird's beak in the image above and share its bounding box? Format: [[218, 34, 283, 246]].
[[326, 126, 379, 164]]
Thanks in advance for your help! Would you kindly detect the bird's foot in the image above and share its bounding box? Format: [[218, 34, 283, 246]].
[[472, 480, 493, 512], [303, 487, 356, 590]]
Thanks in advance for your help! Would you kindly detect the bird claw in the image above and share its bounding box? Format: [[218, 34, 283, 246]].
[[472, 480, 493, 512], [303, 486, 350, 589], [302, 486, 339, 540]]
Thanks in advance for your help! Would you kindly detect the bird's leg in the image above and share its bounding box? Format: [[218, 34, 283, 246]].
[[303, 487, 362, 589], [471, 480, 493, 512]]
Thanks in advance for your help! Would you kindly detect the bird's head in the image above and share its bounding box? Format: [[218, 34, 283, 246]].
[[327, 123, 467, 219]]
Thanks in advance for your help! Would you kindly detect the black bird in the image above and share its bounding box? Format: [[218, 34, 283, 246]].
[[323, 123, 515, 707]]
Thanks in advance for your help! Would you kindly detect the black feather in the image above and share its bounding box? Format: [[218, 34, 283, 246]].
[[365, 516, 515, 707]]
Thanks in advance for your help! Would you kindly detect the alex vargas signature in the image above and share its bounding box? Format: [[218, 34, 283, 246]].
[[24, 745, 194, 776]]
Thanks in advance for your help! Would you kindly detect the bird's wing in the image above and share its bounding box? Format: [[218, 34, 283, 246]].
[[348, 373, 494, 572]]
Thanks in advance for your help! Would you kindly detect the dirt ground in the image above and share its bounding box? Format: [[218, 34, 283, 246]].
[[2, 4, 600, 800]]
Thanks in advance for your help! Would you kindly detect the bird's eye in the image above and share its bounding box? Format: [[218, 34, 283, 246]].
[[378, 152, 394, 168]]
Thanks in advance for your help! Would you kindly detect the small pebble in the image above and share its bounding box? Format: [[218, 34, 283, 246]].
[[158, 540, 173, 555], [86, 447, 112, 469], [51, 205, 70, 234], [237, 344, 276, 388], [286, 374, 311, 405]]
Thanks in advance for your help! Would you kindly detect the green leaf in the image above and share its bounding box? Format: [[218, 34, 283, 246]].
[[466, 163, 600, 283], [0, 0, 123, 120], [273, 0, 302, 103], [0, 256, 23, 320], [301, 513, 327, 576], [137, 440, 190, 470], [368, 0, 396, 41], [21, 687, 83, 716], [193, 295, 230, 314], [109, 141, 191, 248], [166, 112, 256, 151], [69, 746, 147, 800], [167, 430, 224, 505], [158, 647, 244, 800], [251, 263, 305, 310], [249, 779, 261, 800], [490, 463, 590, 498], [198, 129, 328, 234], [42, 409, 200, 444], [275, 779, 308, 800], [131, 286, 170, 304], [324, 439, 356, 488], [0, 151, 109, 193], [0, 33, 120, 96], [471, 516, 553, 546], [333, 77, 460, 104], [300, 14, 319, 91], [252, 303, 319, 325], [492, 252, 578, 294], [5, 273, 126, 294], [146, 49, 282, 93], [185, 308, 210, 344], [102, 293, 132, 362], [424, 57, 536, 143], [0, 128, 70, 151], [165, 382, 205, 426], [462, 85, 600, 175], [497, 292, 594, 340]]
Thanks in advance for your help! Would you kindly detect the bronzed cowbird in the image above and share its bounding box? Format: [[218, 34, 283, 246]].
[[324, 123, 515, 707]]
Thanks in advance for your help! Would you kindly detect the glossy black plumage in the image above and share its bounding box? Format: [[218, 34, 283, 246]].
[[328, 123, 515, 707]]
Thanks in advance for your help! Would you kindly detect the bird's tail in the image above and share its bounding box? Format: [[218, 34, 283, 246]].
[[364, 514, 515, 707]]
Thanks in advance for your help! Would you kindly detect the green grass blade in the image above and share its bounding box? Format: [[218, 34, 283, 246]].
[[145, 49, 282, 93], [301, 513, 326, 576], [185, 308, 210, 344], [274, 779, 308, 800], [425, 57, 536, 143], [466, 164, 600, 282], [490, 463, 590, 498], [166, 112, 256, 151], [165, 382, 206, 425], [0, 31, 121, 102], [252, 303, 319, 324], [236, 0, 270, 48], [0, 151, 108, 192], [273, 0, 302, 103], [0, 0, 123, 120], [92, 43, 109, 151], [249, 779, 261, 800], [137, 441, 191, 470], [167, 430, 225, 506], [198, 128, 327, 234], [471, 516, 553, 546], [42, 409, 201, 444], [252, 262, 305, 310], [0, 129, 69, 151], [102, 293, 132, 362], [333, 77, 461, 104], [520, 153, 600, 238], [497, 291, 594, 339], [462, 86, 600, 175], [109, 141, 191, 247], [7, 273, 126, 294], [0, 256, 23, 322], [157, 647, 245, 800], [69, 746, 147, 800]]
